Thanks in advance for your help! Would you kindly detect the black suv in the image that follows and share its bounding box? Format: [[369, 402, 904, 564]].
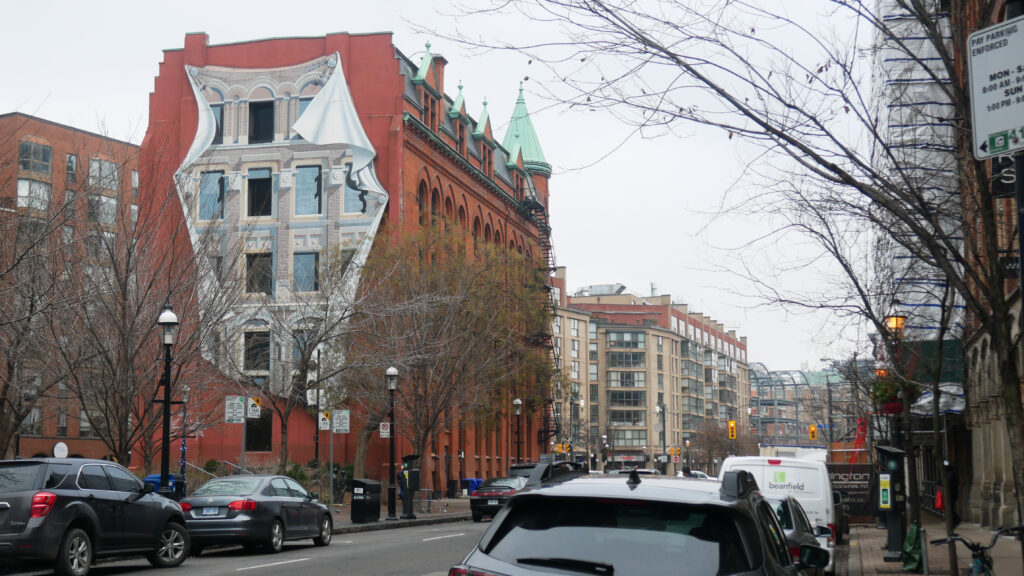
[[450, 469, 829, 576], [0, 458, 190, 576]]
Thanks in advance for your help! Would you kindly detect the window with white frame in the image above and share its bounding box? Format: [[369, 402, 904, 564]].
[[244, 331, 271, 372], [246, 253, 273, 295], [293, 252, 319, 292], [571, 339, 579, 358], [17, 179, 51, 210], [570, 318, 579, 337], [88, 158, 120, 191], [87, 194, 117, 226]]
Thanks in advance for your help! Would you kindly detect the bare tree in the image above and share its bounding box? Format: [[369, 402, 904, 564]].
[[437, 0, 1023, 525], [43, 146, 244, 469], [343, 225, 553, 480]]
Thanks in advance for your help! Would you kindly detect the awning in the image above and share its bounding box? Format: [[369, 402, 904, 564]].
[[910, 383, 964, 416]]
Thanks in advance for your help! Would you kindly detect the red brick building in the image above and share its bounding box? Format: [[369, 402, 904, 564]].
[[139, 33, 553, 488], [1, 113, 139, 460]]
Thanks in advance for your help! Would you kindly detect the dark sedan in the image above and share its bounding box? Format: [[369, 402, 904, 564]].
[[180, 475, 331, 555], [768, 496, 830, 576], [469, 476, 527, 522]]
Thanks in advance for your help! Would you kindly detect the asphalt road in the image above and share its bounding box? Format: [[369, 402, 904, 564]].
[[5, 521, 489, 576]]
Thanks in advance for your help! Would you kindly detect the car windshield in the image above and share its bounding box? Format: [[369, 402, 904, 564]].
[[193, 477, 264, 496], [768, 498, 794, 530], [485, 496, 752, 576], [481, 477, 527, 489], [0, 462, 45, 491]]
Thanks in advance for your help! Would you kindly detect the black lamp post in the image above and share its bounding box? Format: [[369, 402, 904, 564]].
[[385, 366, 398, 521], [513, 398, 522, 463], [157, 305, 179, 498]]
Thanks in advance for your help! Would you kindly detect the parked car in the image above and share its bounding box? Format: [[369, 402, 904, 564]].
[[720, 457, 838, 574], [768, 496, 831, 576], [180, 475, 331, 555], [0, 457, 189, 576], [677, 469, 712, 479], [450, 469, 829, 576], [469, 477, 528, 522]]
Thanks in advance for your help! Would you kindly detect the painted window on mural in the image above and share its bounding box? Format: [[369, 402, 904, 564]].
[[293, 252, 319, 292], [249, 101, 274, 144], [199, 171, 224, 220], [247, 168, 272, 217], [294, 165, 322, 215], [211, 104, 223, 145], [245, 253, 273, 294]]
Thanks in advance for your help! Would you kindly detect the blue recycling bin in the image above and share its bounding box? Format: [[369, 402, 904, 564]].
[[144, 473, 176, 491]]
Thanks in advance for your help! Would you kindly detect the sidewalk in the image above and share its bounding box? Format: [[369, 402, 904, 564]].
[[846, 513, 1022, 576], [328, 495, 473, 534]]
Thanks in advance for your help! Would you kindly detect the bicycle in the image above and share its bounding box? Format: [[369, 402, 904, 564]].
[[930, 526, 1022, 576]]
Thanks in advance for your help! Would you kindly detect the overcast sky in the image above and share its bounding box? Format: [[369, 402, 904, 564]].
[[0, 0, 860, 370]]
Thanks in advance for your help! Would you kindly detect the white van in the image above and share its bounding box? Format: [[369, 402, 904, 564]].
[[720, 456, 838, 572]]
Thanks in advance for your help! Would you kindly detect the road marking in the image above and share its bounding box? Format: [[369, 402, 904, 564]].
[[422, 533, 465, 542], [236, 558, 310, 571]]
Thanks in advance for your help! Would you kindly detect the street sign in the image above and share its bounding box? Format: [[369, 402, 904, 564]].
[[379, 421, 391, 438], [332, 409, 349, 433], [247, 397, 261, 419], [319, 412, 331, 431], [225, 396, 245, 423], [967, 14, 1024, 159], [673, 455, 680, 463]]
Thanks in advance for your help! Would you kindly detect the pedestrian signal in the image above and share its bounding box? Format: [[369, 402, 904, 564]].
[[728, 420, 737, 440], [809, 424, 818, 440]]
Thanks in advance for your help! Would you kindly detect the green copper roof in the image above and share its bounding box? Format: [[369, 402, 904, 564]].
[[473, 98, 491, 139], [502, 83, 549, 173], [449, 82, 465, 118], [413, 42, 433, 83]]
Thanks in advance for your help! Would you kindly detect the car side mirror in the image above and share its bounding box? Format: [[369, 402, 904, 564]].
[[308, 492, 318, 501], [800, 545, 830, 568], [142, 482, 156, 495], [833, 490, 843, 504], [817, 525, 832, 537]]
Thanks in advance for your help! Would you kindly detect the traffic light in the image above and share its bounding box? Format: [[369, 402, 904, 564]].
[[809, 424, 818, 441], [728, 420, 737, 440], [553, 443, 562, 453]]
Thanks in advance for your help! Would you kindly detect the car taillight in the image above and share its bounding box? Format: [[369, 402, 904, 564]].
[[828, 523, 837, 545], [31, 492, 58, 517], [448, 565, 507, 576], [789, 545, 802, 561], [180, 502, 193, 512], [768, 459, 781, 465], [228, 499, 257, 511]]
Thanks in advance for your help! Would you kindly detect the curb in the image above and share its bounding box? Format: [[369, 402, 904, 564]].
[[334, 514, 473, 534]]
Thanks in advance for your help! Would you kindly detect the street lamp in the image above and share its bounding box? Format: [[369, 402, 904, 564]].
[[601, 433, 608, 471], [655, 402, 666, 473], [157, 304, 179, 498], [179, 385, 190, 498], [513, 398, 522, 463], [385, 366, 398, 521]]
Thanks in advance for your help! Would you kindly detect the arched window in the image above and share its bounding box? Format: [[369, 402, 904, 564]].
[[418, 182, 428, 227]]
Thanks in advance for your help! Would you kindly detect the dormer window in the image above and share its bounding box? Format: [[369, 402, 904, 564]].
[[457, 122, 466, 155]]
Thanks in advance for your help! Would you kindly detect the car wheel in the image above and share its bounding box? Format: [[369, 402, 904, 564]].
[[313, 515, 332, 546], [264, 519, 284, 553], [54, 528, 92, 576], [146, 521, 189, 568], [472, 512, 482, 522]]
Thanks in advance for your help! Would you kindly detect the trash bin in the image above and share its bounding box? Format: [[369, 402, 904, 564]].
[[447, 479, 459, 499], [350, 478, 381, 523], [143, 473, 176, 494]]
